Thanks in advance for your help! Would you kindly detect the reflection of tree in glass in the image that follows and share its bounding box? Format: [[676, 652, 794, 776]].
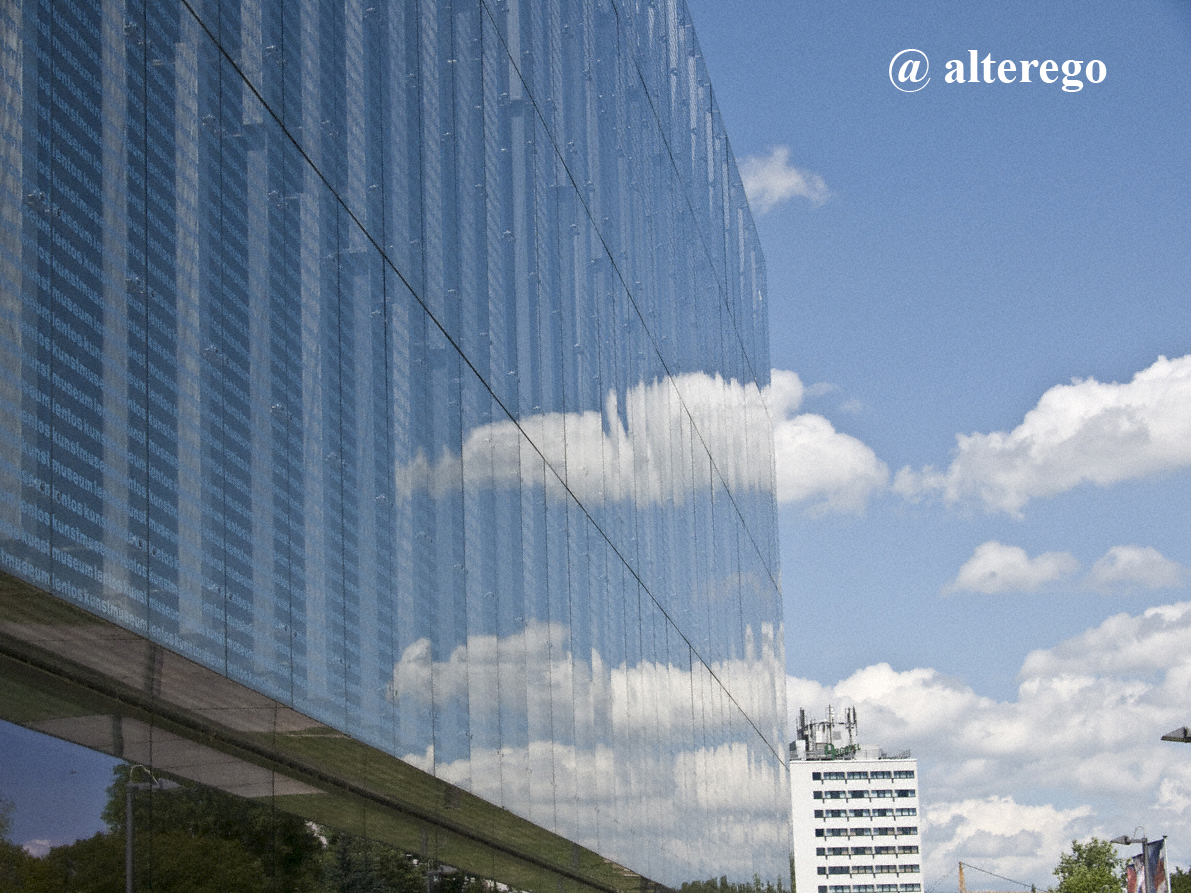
[[1, 795, 32, 889], [35, 830, 267, 892], [3, 767, 499, 893], [322, 831, 425, 893], [101, 764, 321, 892], [680, 873, 790, 893]]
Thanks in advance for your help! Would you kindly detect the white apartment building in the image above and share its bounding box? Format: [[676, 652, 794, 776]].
[[790, 707, 923, 893]]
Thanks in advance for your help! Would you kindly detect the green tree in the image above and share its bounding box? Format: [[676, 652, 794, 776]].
[[101, 765, 323, 892], [0, 795, 13, 841], [14, 830, 269, 893], [1169, 867, 1191, 893], [679, 875, 787, 893], [9, 768, 489, 893], [0, 794, 39, 889], [320, 831, 426, 893], [1051, 837, 1126, 893]]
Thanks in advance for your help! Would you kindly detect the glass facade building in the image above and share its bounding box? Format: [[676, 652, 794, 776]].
[[0, 0, 789, 889]]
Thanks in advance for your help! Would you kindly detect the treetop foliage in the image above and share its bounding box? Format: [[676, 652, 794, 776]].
[[1050, 837, 1126, 893]]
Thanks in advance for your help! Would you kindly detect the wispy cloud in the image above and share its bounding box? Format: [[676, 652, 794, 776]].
[[804, 381, 839, 399], [739, 146, 831, 213], [837, 398, 865, 414], [893, 355, 1191, 516], [944, 540, 1078, 594], [788, 599, 1191, 886]]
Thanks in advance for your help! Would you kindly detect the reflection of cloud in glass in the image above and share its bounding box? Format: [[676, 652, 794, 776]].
[[386, 620, 782, 741], [396, 372, 776, 504], [384, 621, 790, 886], [399, 738, 789, 885]]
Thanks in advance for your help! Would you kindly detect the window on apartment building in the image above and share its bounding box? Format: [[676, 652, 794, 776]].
[[895, 808, 917, 816], [897, 846, 919, 855], [827, 810, 847, 818], [893, 771, 915, 779], [829, 866, 851, 876], [850, 829, 872, 838], [817, 848, 827, 857], [874, 847, 896, 855], [825, 772, 847, 780], [850, 809, 870, 818], [875, 866, 898, 874], [872, 790, 893, 798], [828, 848, 848, 857], [815, 810, 825, 818], [897, 827, 918, 836], [851, 847, 872, 856], [854, 886, 875, 893], [847, 771, 868, 780], [849, 790, 869, 799], [870, 771, 892, 779], [816, 829, 825, 837], [874, 828, 895, 837], [827, 829, 849, 838], [877, 885, 898, 892], [819, 868, 828, 876], [899, 885, 922, 892], [895, 789, 916, 798], [828, 886, 851, 893], [873, 809, 894, 817], [826, 791, 845, 799], [902, 868, 920, 875], [813, 772, 823, 780]]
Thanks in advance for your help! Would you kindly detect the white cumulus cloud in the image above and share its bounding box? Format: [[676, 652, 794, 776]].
[[1086, 545, 1187, 593], [944, 541, 1079, 594], [768, 369, 889, 512], [788, 600, 1191, 887], [773, 412, 888, 512], [739, 146, 831, 214], [893, 354, 1191, 516]]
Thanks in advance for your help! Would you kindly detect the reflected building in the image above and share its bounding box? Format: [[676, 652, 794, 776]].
[[0, 1, 789, 890]]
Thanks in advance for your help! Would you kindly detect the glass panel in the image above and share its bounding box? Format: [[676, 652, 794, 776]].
[[0, 0, 790, 886]]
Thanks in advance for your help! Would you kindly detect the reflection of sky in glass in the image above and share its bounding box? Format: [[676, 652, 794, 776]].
[[0, 0, 788, 886], [383, 620, 788, 881]]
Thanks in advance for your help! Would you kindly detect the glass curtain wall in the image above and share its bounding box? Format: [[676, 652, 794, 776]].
[[0, 0, 789, 886]]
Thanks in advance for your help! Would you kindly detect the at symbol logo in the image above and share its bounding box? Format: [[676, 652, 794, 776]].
[[889, 49, 930, 92]]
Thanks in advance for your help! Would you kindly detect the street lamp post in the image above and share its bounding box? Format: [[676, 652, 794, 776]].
[[1110, 829, 1147, 847], [1111, 830, 1150, 893], [124, 767, 181, 893]]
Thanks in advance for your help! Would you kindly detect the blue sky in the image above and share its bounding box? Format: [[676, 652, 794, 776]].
[[683, 0, 1191, 886], [3, 1, 1190, 887]]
